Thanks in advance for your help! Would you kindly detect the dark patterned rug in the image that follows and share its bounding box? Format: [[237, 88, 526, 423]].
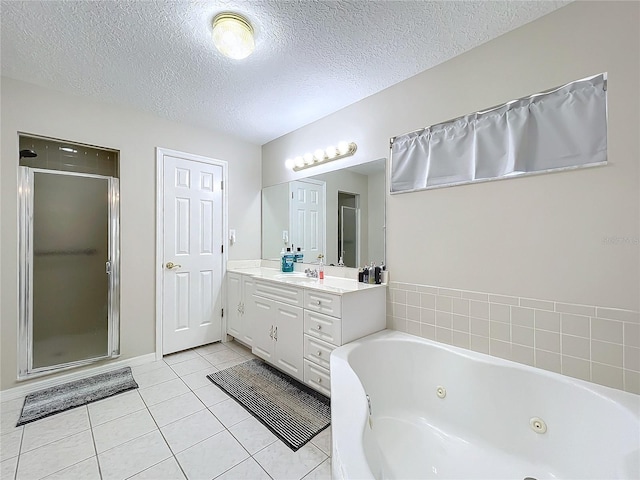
[[207, 359, 330, 451], [17, 366, 138, 426]]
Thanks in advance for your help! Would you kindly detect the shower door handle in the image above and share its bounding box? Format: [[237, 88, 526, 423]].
[[105, 261, 112, 275]]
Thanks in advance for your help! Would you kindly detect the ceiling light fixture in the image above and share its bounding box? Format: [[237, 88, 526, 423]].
[[212, 12, 255, 60], [285, 141, 357, 171]]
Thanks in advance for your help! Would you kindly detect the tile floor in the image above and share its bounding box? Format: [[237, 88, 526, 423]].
[[0, 341, 332, 480]]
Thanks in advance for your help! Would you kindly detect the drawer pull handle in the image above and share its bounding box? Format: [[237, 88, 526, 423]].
[[317, 350, 322, 356], [317, 325, 322, 330], [317, 377, 322, 383]]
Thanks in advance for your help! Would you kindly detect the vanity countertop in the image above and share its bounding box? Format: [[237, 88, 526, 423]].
[[227, 267, 386, 294]]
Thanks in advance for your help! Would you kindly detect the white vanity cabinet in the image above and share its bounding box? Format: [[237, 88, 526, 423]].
[[226, 268, 386, 396], [250, 279, 305, 381], [225, 272, 255, 347]]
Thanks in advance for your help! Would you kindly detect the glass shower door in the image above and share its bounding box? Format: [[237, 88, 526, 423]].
[[19, 168, 120, 376], [340, 205, 358, 268]]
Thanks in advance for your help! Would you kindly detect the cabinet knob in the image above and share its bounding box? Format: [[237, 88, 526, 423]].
[[316, 324, 322, 330], [316, 300, 322, 306], [317, 377, 322, 383], [317, 350, 322, 356]]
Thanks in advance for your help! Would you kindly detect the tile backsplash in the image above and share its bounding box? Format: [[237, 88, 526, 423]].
[[386, 281, 640, 395]]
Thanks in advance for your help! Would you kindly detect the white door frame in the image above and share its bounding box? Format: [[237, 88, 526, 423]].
[[155, 147, 228, 360]]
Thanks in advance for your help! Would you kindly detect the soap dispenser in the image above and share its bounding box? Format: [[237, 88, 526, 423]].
[[317, 254, 325, 280]]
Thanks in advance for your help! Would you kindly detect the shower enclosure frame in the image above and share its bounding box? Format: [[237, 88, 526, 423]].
[[17, 166, 121, 379]]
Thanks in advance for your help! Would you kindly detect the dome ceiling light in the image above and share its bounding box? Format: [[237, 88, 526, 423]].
[[212, 12, 255, 60]]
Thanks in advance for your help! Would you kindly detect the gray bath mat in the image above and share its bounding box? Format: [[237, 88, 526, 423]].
[[17, 366, 138, 426], [207, 359, 330, 451]]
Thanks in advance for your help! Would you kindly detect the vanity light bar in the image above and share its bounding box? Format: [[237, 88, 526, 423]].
[[285, 141, 357, 171]]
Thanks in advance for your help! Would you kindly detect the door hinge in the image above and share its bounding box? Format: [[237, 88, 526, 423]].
[[221, 308, 224, 318], [220, 181, 224, 190], [221, 244, 224, 254], [291, 192, 294, 199]]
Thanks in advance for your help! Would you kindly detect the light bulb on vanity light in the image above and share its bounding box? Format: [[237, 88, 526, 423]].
[[314, 149, 325, 162], [337, 141, 350, 155], [303, 152, 314, 165], [294, 156, 305, 168], [285, 158, 295, 169], [325, 146, 337, 159]]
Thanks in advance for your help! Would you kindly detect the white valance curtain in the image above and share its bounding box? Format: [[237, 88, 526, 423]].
[[390, 73, 608, 193]]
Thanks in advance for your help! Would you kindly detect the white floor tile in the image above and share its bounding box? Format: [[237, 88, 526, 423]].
[[0, 407, 23, 436], [310, 427, 331, 456], [0, 397, 26, 415], [176, 430, 249, 480], [1, 455, 18, 480], [130, 360, 168, 376], [180, 368, 217, 390], [0, 428, 22, 461], [224, 341, 252, 356], [202, 349, 244, 366], [208, 398, 251, 428], [228, 416, 278, 455], [16, 429, 95, 480], [93, 408, 157, 453], [192, 384, 229, 407], [21, 407, 90, 453], [302, 458, 332, 480], [43, 456, 101, 480], [88, 390, 146, 426], [134, 365, 178, 389], [169, 357, 215, 377], [253, 441, 327, 480], [98, 430, 172, 480], [161, 409, 224, 454], [215, 457, 271, 480], [193, 342, 227, 356], [129, 457, 186, 480], [139, 378, 189, 406], [163, 350, 200, 366], [215, 358, 251, 370], [148, 392, 205, 427]]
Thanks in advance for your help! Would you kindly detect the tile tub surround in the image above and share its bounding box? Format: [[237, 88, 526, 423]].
[[386, 282, 640, 394]]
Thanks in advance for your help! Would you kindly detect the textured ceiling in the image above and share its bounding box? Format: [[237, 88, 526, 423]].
[[1, 1, 568, 145]]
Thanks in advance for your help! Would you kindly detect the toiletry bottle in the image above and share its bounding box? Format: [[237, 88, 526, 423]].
[[280, 248, 286, 272], [380, 262, 388, 284], [374, 264, 381, 284], [295, 247, 303, 263], [358, 268, 364, 283], [291, 244, 296, 262], [318, 254, 324, 280], [362, 265, 369, 284], [368, 262, 376, 284], [283, 248, 294, 272]]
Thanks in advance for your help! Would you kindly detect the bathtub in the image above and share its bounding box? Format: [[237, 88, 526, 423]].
[[330, 330, 640, 479]]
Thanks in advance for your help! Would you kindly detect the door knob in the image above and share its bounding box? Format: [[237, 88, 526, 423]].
[[166, 262, 182, 270]]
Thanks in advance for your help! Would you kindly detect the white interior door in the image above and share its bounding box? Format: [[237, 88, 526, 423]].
[[162, 153, 224, 354], [290, 180, 325, 261]]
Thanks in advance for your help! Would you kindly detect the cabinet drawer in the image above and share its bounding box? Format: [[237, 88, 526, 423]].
[[254, 279, 303, 306], [304, 290, 342, 318], [303, 335, 336, 370], [304, 310, 342, 346], [304, 359, 331, 397]]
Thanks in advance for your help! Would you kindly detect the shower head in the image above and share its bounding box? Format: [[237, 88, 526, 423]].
[[19, 149, 38, 159]]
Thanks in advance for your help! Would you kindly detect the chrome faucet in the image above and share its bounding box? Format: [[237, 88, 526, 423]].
[[304, 268, 318, 278]]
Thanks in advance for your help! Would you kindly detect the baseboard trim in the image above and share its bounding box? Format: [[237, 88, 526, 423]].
[[0, 353, 157, 402]]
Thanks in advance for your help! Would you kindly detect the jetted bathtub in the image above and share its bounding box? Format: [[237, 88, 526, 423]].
[[330, 329, 640, 479]]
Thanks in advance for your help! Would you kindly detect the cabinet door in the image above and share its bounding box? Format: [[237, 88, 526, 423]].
[[251, 295, 275, 362], [241, 275, 256, 345], [226, 273, 242, 338], [273, 301, 304, 381]]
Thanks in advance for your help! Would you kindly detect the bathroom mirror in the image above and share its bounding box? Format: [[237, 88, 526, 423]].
[[262, 158, 386, 268]]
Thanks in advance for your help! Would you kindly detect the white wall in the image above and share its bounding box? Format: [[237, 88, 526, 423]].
[[262, 1, 639, 312], [0, 77, 262, 391]]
